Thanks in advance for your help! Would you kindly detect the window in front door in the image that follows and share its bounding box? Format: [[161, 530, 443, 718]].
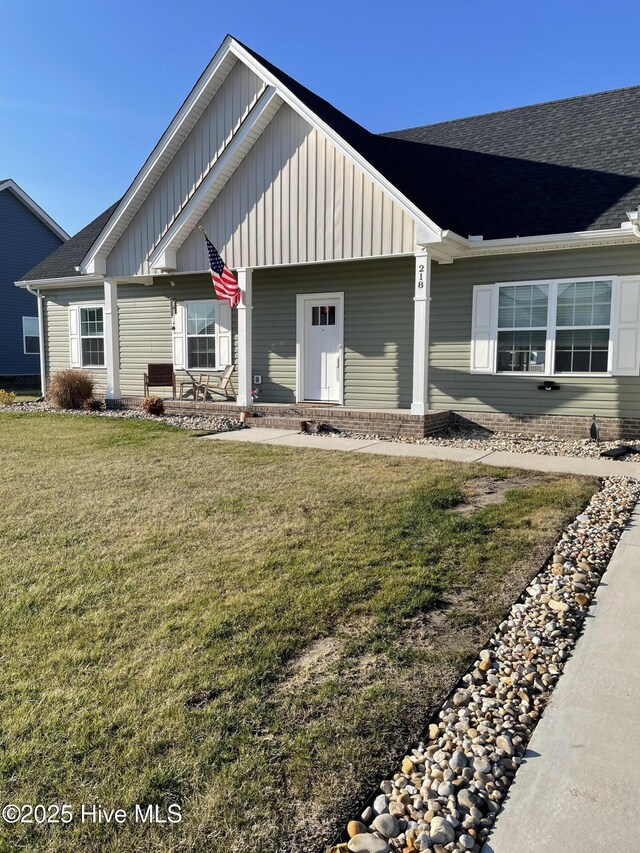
[[311, 305, 336, 326]]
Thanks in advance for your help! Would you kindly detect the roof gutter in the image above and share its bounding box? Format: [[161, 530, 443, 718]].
[[421, 222, 640, 262], [24, 284, 47, 398], [15, 274, 105, 291]]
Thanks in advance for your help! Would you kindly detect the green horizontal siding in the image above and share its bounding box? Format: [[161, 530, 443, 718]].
[[118, 275, 237, 397], [429, 244, 640, 418], [43, 244, 640, 418], [44, 287, 107, 395], [253, 257, 414, 408]]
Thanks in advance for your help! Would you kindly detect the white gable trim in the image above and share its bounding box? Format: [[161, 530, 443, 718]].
[[81, 36, 442, 276], [0, 180, 69, 242], [149, 86, 282, 271], [80, 38, 240, 275]]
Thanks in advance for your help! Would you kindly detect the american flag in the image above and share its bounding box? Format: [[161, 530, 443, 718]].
[[202, 231, 241, 307]]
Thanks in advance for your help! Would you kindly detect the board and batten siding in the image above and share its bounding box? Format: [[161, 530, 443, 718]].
[[106, 60, 266, 277], [44, 287, 107, 394], [118, 276, 237, 396], [178, 105, 416, 271], [253, 257, 414, 408], [429, 244, 640, 419]]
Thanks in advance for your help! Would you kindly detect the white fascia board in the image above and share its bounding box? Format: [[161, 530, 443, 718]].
[[0, 180, 70, 241], [423, 226, 640, 261], [229, 41, 442, 244], [80, 36, 239, 275], [148, 86, 282, 271], [15, 274, 104, 290]]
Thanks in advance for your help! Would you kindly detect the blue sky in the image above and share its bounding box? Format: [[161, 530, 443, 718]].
[[1, 0, 638, 236]]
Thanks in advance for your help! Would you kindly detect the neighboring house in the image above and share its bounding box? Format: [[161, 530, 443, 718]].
[[0, 179, 68, 387], [16, 35, 640, 437]]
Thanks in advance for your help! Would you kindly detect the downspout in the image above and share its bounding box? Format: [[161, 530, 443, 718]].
[[25, 285, 46, 398], [627, 207, 640, 240]]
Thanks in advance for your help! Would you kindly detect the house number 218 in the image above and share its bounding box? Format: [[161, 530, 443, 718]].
[[417, 264, 425, 288]]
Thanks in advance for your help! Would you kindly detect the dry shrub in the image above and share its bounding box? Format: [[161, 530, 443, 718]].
[[48, 370, 94, 410], [83, 397, 104, 412], [141, 396, 164, 416], [0, 389, 17, 405]]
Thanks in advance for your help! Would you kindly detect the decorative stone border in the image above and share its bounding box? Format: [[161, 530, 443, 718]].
[[331, 476, 640, 853], [0, 400, 244, 434], [312, 425, 638, 461]]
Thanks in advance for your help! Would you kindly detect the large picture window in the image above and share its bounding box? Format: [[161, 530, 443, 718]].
[[80, 306, 104, 367], [186, 301, 216, 369], [490, 278, 613, 375]]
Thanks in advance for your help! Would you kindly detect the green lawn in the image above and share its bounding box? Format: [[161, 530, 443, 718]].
[[0, 414, 596, 853]]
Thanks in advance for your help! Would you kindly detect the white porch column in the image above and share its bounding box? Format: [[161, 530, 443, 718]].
[[104, 278, 120, 399], [236, 268, 253, 407], [411, 251, 431, 415]]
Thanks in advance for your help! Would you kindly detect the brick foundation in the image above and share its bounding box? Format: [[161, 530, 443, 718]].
[[107, 397, 452, 440], [106, 397, 640, 441], [453, 411, 640, 441]]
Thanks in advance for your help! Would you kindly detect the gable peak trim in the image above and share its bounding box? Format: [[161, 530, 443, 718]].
[[81, 35, 442, 275], [0, 179, 69, 242]]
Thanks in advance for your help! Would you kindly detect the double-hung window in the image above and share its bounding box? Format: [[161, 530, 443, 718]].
[[554, 280, 611, 373], [80, 306, 105, 367], [22, 317, 39, 355], [186, 301, 217, 369], [172, 299, 231, 372], [496, 284, 549, 373], [473, 277, 618, 376]]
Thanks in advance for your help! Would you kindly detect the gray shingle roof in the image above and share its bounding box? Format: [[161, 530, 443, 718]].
[[20, 201, 120, 281], [381, 86, 640, 238]]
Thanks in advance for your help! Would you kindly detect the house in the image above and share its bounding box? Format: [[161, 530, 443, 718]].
[[16, 35, 640, 438], [1, 180, 68, 387]]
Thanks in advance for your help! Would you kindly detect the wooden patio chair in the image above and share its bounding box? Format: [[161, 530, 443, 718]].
[[143, 363, 176, 398], [194, 365, 237, 402]]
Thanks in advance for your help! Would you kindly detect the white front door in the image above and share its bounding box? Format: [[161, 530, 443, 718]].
[[298, 292, 344, 403]]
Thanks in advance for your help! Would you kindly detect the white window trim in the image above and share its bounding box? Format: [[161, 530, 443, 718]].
[[78, 303, 106, 369], [22, 316, 39, 355], [183, 299, 223, 372], [491, 276, 618, 378]]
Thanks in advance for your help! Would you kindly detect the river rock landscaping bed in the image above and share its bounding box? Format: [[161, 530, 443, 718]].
[[332, 476, 640, 853], [0, 400, 244, 433], [312, 425, 639, 461]]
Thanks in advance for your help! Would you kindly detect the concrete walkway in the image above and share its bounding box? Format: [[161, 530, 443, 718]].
[[203, 427, 640, 478], [484, 503, 640, 852]]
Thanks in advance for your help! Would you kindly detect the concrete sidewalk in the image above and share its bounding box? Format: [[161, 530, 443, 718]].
[[203, 427, 640, 478], [484, 504, 640, 852]]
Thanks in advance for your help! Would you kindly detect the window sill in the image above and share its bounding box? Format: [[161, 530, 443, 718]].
[[493, 372, 613, 378]]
